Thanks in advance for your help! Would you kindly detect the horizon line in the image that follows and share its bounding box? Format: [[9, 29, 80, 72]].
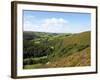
[[23, 30, 91, 34]]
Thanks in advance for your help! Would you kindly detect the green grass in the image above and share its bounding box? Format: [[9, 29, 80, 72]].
[[23, 31, 91, 69], [24, 64, 42, 69]]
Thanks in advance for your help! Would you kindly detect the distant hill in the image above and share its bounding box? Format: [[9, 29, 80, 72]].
[[23, 31, 72, 40], [23, 31, 91, 69]]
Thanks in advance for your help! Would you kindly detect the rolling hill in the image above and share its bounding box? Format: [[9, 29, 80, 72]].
[[23, 31, 91, 69]]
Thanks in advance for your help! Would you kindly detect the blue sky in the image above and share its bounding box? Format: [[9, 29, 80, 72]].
[[23, 10, 91, 33]]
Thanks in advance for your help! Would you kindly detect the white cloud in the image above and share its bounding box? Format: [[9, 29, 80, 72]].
[[41, 18, 68, 28], [24, 17, 69, 33], [24, 21, 40, 31]]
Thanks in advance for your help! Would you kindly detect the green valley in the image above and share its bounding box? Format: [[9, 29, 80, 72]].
[[23, 31, 91, 69]]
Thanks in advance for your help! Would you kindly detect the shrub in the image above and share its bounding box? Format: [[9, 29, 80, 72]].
[[23, 58, 33, 65]]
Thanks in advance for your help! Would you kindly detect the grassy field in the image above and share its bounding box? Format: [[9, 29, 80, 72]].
[[23, 31, 91, 69]]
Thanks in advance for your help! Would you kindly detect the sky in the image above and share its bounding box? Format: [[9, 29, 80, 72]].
[[23, 10, 91, 33]]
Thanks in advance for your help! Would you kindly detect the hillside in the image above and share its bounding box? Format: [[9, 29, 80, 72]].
[[23, 31, 91, 69]]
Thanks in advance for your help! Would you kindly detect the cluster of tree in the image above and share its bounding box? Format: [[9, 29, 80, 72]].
[[23, 39, 54, 59]]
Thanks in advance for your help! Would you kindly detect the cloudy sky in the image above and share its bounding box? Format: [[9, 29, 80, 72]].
[[23, 10, 91, 33]]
